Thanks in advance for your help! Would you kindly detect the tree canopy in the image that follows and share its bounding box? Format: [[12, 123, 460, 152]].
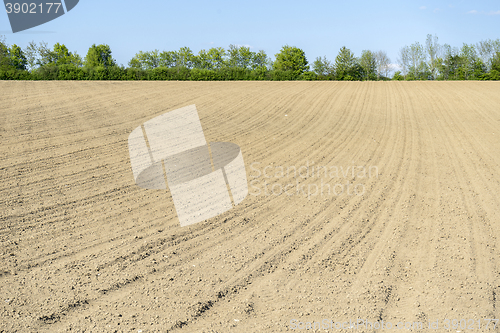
[[273, 45, 309, 78], [1, 34, 499, 81], [334, 46, 360, 80], [84, 44, 116, 68]]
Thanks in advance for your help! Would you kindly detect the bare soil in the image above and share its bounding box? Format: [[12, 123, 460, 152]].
[[1, 81, 499, 332]]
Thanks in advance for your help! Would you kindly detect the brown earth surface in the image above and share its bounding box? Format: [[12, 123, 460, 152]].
[[1, 81, 500, 332]]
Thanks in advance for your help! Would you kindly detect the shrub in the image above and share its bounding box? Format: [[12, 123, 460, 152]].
[[486, 70, 500, 80], [299, 71, 317, 81], [269, 70, 296, 81], [392, 71, 404, 81], [0, 68, 31, 80]]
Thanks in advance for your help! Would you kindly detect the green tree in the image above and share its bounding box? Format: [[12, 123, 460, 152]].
[[312, 56, 332, 77], [437, 44, 458, 80], [491, 52, 500, 72], [238, 46, 253, 69], [24, 41, 40, 71], [128, 50, 160, 70], [359, 50, 377, 80], [0, 35, 10, 71], [415, 61, 431, 80], [334, 46, 360, 80], [128, 56, 141, 69], [489, 51, 500, 80], [398, 46, 410, 79], [439, 55, 461, 80], [36, 42, 53, 66], [251, 50, 269, 70], [84, 44, 116, 68], [374, 50, 391, 79], [226, 44, 254, 69], [52, 43, 81, 66], [159, 51, 177, 68], [207, 47, 226, 69], [194, 47, 227, 70], [226, 44, 240, 68], [24, 42, 81, 68], [459, 43, 479, 80], [408, 42, 426, 79], [194, 49, 211, 69], [476, 39, 500, 72], [9, 44, 27, 70], [425, 34, 441, 80], [273, 45, 309, 77], [392, 71, 404, 80], [175, 47, 194, 69], [472, 58, 487, 80]]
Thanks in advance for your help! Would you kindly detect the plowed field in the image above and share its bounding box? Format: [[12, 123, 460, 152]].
[[1, 81, 500, 332]]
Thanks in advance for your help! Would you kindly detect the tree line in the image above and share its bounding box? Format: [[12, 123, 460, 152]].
[[395, 35, 500, 80], [1, 34, 499, 81]]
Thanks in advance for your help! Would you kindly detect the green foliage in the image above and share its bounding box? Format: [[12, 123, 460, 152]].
[[472, 59, 487, 80], [1, 35, 499, 81], [425, 34, 440, 79], [490, 52, 500, 72], [0, 36, 11, 71], [9, 44, 27, 70], [334, 46, 361, 80], [227, 44, 251, 69], [224, 45, 269, 71], [36, 42, 53, 66], [250, 66, 268, 80], [158, 51, 177, 68], [487, 69, 500, 80], [175, 47, 195, 69], [33, 42, 82, 67], [268, 69, 296, 81], [194, 49, 212, 70], [148, 66, 191, 80], [56, 64, 85, 80], [129, 50, 160, 70], [24, 41, 39, 71], [55, 43, 82, 66], [299, 71, 317, 81], [408, 42, 426, 79], [392, 71, 404, 80], [0, 68, 31, 80], [273, 45, 309, 78], [32, 65, 59, 80], [52, 43, 80, 66], [375, 50, 391, 79], [193, 47, 226, 70], [358, 50, 377, 80], [459, 43, 477, 80], [408, 61, 431, 80], [436, 44, 487, 80], [398, 46, 410, 79], [207, 47, 227, 69], [237, 45, 253, 69], [312, 56, 333, 78], [190, 68, 217, 80], [219, 67, 254, 80], [398, 42, 431, 80], [251, 50, 269, 70], [123, 67, 147, 80], [84, 44, 116, 68]]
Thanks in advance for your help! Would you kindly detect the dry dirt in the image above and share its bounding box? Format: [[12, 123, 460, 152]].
[[1, 81, 500, 332]]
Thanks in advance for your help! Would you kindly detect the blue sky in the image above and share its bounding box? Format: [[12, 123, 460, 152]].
[[1, 0, 499, 67]]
